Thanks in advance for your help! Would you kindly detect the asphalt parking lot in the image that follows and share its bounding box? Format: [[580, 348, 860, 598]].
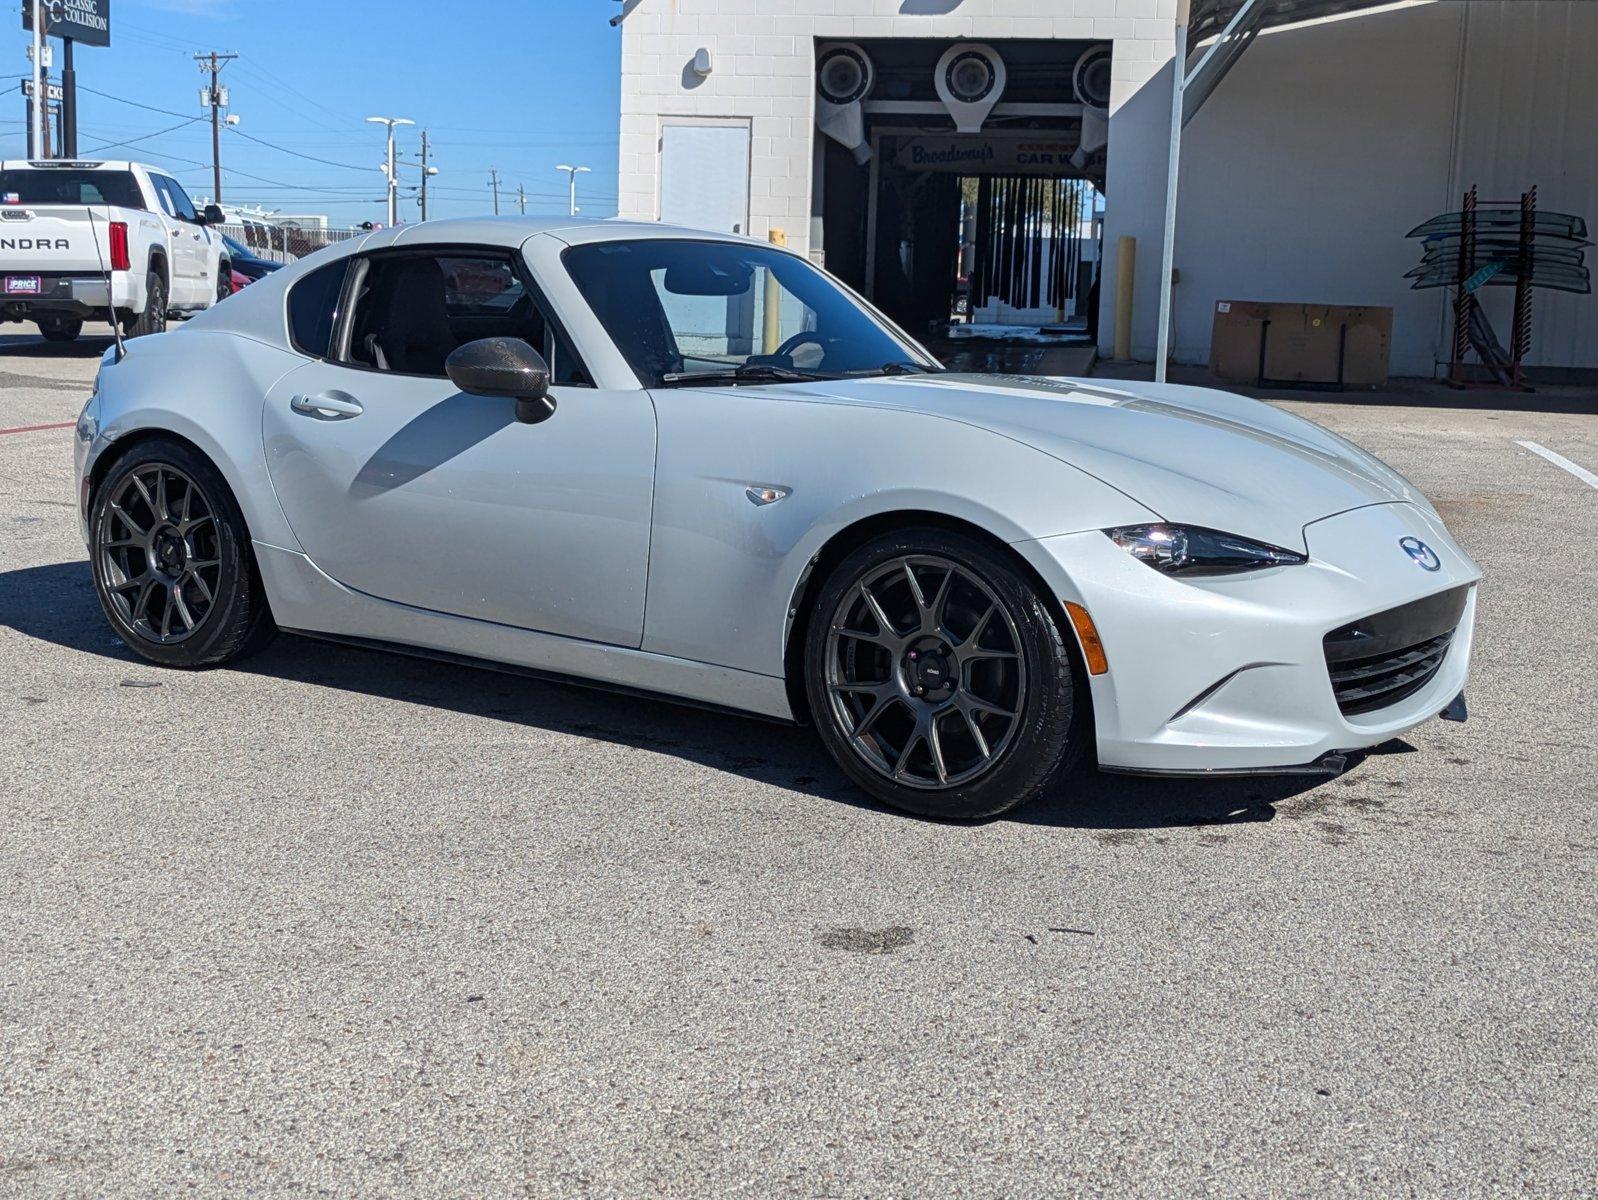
[[2, 325, 1595, 1197]]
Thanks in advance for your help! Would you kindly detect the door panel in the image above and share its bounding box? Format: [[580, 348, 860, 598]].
[[262, 360, 656, 647]]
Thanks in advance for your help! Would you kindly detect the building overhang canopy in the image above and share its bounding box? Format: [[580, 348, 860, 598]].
[[1184, 0, 1419, 124]]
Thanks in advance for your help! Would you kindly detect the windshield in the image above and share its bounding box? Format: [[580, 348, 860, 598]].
[[221, 233, 252, 258], [0, 168, 145, 209], [562, 238, 936, 387]]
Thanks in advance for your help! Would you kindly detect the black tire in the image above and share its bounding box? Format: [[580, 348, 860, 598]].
[[216, 265, 233, 304], [38, 317, 83, 343], [89, 437, 275, 668], [126, 269, 167, 338], [804, 528, 1084, 820]]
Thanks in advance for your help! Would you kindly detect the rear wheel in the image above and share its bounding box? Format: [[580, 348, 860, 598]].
[[804, 528, 1084, 820], [37, 317, 82, 343], [89, 438, 275, 668], [126, 270, 167, 338]]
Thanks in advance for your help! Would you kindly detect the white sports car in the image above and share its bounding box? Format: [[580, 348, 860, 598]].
[[73, 218, 1480, 819]]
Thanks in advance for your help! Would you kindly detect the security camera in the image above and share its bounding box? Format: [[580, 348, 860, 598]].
[[935, 43, 1006, 134]]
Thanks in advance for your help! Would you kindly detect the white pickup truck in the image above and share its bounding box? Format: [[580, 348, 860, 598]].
[[0, 159, 231, 342]]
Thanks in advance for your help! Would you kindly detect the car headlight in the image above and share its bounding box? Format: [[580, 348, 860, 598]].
[[1104, 523, 1306, 576]]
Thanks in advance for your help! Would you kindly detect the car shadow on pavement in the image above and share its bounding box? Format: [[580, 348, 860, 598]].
[[4, 559, 1336, 831], [0, 332, 118, 358]]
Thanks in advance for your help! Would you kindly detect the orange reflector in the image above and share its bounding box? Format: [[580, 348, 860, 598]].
[[1064, 602, 1109, 676]]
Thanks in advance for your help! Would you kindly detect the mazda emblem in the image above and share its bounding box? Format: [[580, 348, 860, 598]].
[[1399, 536, 1441, 572]]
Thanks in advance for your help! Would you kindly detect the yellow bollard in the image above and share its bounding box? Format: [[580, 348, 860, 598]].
[[1113, 235, 1136, 362], [763, 227, 786, 355]]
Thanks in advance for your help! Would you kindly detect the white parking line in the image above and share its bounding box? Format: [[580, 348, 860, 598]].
[[1515, 440, 1598, 491]]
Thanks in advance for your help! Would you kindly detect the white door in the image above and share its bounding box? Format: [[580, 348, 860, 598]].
[[659, 123, 750, 235]]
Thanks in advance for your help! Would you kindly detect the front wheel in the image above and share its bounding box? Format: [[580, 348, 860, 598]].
[[216, 267, 233, 304], [804, 528, 1085, 820], [89, 438, 275, 667]]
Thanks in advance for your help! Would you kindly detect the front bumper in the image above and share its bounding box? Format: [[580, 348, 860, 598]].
[[1016, 502, 1482, 773]]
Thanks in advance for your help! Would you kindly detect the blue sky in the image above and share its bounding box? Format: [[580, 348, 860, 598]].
[[2, 0, 622, 225]]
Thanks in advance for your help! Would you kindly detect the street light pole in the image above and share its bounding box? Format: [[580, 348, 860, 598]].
[[555, 164, 590, 217], [366, 115, 414, 227], [29, 0, 43, 159]]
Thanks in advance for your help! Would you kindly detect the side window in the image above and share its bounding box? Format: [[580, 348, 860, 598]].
[[343, 250, 590, 384], [159, 176, 199, 222], [286, 259, 349, 359], [149, 176, 177, 219]]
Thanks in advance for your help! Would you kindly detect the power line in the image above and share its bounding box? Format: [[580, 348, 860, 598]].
[[82, 117, 205, 156], [226, 126, 371, 172], [77, 84, 195, 121]]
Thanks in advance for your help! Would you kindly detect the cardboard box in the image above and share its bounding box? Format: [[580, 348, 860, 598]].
[[1209, 301, 1392, 387]]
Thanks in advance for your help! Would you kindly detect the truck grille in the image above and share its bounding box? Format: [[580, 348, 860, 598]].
[[1323, 587, 1468, 717]]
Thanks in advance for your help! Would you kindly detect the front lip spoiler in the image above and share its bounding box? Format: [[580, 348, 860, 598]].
[[1099, 750, 1351, 779]]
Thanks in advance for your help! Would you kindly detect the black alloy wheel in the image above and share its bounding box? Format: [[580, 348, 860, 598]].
[[90, 439, 274, 667], [805, 529, 1084, 820]]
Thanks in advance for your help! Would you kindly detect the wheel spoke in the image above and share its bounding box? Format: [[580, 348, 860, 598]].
[[858, 582, 901, 645], [131, 579, 156, 621], [170, 584, 196, 632], [183, 570, 215, 604], [926, 716, 949, 784], [107, 569, 150, 594], [853, 692, 896, 741], [902, 562, 927, 610], [928, 567, 954, 630], [181, 513, 214, 536], [958, 704, 991, 760], [130, 474, 158, 522], [109, 501, 150, 538], [959, 692, 1017, 720], [154, 468, 173, 524], [892, 729, 924, 780], [159, 591, 174, 637], [836, 624, 894, 649]]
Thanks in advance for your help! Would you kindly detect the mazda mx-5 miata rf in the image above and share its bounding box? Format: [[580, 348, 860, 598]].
[[73, 218, 1480, 819]]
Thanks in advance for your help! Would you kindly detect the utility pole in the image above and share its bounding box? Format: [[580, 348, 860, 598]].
[[556, 164, 591, 217], [417, 129, 436, 221], [366, 115, 414, 227], [517, 184, 526, 215], [489, 168, 501, 216], [196, 52, 238, 203]]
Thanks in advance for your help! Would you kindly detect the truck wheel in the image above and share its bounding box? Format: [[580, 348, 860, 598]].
[[127, 270, 168, 338], [216, 268, 233, 304], [38, 317, 83, 343]]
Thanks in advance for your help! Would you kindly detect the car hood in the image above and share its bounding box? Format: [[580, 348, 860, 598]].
[[774, 373, 1429, 551]]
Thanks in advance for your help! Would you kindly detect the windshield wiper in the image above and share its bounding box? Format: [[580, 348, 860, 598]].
[[659, 363, 838, 387], [840, 360, 946, 377]]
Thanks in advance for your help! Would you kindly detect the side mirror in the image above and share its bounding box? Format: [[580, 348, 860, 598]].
[[445, 337, 556, 424], [200, 204, 226, 226]]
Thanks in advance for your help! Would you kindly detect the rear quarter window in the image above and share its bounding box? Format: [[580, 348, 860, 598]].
[[286, 259, 349, 358]]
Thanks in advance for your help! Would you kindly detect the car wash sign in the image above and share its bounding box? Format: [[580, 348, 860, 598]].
[[894, 133, 1079, 176], [22, 0, 111, 48]]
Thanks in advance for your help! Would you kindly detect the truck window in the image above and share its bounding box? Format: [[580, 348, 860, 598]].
[[155, 175, 200, 222], [0, 168, 146, 210]]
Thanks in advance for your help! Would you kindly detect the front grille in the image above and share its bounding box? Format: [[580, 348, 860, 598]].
[[1323, 587, 1468, 717]]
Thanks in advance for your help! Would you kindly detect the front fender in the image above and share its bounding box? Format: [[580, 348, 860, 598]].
[[640, 388, 1156, 678]]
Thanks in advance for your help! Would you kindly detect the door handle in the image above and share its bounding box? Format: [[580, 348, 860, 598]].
[[290, 391, 363, 420]]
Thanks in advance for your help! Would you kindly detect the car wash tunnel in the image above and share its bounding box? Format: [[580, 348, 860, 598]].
[[811, 37, 1110, 363]]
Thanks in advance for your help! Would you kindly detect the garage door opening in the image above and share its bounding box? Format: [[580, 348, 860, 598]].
[[810, 37, 1110, 359]]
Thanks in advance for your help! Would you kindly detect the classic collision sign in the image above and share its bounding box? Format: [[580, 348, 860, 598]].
[[893, 134, 1079, 175], [22, 0, 111, 48]]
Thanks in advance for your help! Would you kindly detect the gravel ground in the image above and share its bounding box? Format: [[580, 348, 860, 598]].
[[2, 326, 1595, 1198]]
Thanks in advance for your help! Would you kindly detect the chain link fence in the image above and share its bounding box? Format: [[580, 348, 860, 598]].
[[218, 220, 365, 264]]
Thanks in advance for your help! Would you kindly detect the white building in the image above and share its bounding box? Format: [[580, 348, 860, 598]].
[[616, 0, 1597, 379]]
